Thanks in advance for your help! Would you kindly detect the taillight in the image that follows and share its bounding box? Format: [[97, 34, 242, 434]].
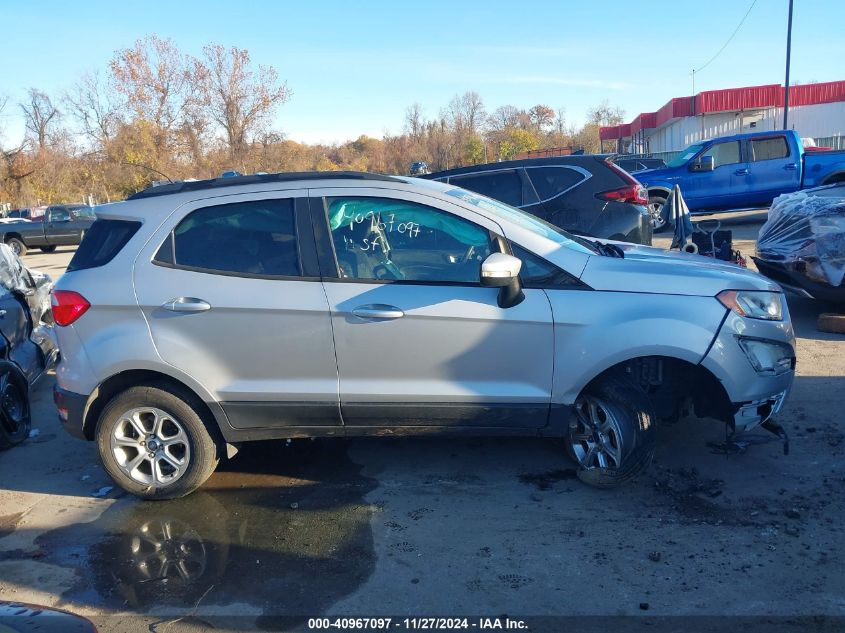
[[596, 184, 649, 205], [51, 290, 90, 326]]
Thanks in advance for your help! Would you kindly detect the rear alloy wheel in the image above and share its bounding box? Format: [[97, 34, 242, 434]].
[[109, 407, 192, 488], [97, 385, 219, 499], [647, 196, 671, 233], [567, 376, 656, 487], [5, 238, 26, 257], [0, 364, 30, 450]]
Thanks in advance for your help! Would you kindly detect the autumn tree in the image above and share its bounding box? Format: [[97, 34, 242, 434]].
[[195, 43, 291, 169], [110, 35, 194, 145], [528, 104, 555, 133]]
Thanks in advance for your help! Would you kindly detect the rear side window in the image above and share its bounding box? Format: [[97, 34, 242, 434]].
[[751, 137, 790, 162], [527, 167, 586, 200], [160, 199, 299, 277], [449, 170, 522, 207], [67, 219, 141, 272]]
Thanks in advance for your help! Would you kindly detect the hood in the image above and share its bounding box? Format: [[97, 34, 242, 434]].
[[577, 243, 780, 296]]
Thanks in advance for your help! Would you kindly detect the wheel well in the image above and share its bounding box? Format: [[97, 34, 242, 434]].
[[647, 189, 669, 201], [4, 233, 22, 242], [82, 369, 223, 443], [583, 356, 734, 424], [822, 171, 845, 185]]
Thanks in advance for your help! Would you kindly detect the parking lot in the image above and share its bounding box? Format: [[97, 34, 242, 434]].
[[0, 212, 842, 632]]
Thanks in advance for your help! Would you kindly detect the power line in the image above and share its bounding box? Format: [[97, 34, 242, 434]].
[[693, 0, 758, 75]]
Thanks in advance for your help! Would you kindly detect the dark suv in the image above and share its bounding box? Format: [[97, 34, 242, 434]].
[[423, 155, 652, 245]]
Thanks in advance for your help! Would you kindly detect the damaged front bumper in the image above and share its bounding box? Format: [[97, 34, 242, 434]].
[[732, 388, 789, 433], [702, 309, 796, 433]]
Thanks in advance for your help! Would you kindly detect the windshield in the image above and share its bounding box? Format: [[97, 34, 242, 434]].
[[666, 143, 706, 168], [445, 187, 597, 255]]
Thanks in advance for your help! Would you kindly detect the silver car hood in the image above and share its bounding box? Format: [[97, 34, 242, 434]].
[[575, 243, 780, 296]]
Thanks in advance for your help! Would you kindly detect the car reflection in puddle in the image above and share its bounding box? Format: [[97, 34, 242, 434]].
[[37, 440, 377, 621]]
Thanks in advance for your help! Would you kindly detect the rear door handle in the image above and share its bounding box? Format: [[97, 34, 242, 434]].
[[734, 168, 749, 176], [784, 163, 798, 170], [351, 304, 404, 320], [162, 297, 211, 313]]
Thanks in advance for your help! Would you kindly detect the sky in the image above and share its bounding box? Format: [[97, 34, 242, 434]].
[[0, 0, 842, 146]]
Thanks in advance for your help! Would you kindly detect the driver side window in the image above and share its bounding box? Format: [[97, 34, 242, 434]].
[[49, 209, 70, 222], [704, 141, 741, 168], [325, 197, 494, 283]]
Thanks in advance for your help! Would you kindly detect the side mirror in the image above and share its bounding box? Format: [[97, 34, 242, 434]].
[[481, 252, 521, 287], [481, 253, 524, 308], [690, 155, 715, 172]]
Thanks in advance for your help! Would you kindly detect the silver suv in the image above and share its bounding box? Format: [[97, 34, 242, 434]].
[[52, 173, 796, 499]]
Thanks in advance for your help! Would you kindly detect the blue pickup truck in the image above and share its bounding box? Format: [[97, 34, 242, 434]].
[[634, 130, 845, 231]]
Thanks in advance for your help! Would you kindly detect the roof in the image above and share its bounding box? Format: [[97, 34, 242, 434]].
[[127, 171, 401, 200], [424, 154, 611, 179], [600, 79, 845, 141]]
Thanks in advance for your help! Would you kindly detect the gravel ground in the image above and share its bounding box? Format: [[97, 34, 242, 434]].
[[0, 220, 843, 632]]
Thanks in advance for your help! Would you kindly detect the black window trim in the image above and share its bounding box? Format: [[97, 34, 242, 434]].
[[504, 240, 591, 290], [150, 195, 321, 282], [315, 194, 502, 287], [442, 165, 592, 208]]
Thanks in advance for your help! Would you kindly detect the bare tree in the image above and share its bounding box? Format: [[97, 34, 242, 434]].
[[404, 103, 426, 142], [555, 107, 567, 134], [486, 105, 522, 133], [587, 100, 625, 126], [195, 43, 291, 167], [64, 70, 118, 144], [20, 89, 60, 150], [446, 91, 486, 136]]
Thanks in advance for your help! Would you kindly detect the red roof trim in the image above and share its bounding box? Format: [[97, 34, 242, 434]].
[[600, 80, 845, 140]]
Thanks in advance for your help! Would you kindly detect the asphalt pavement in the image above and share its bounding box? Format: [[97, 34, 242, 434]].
[[0, 223, 843, 632]]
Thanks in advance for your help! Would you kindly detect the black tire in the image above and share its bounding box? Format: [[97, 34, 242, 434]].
[[40, 245, 57, 253], [5, 237, 26, 257], [96, 384, 220, 500], [648, 196, 672, 233], [0, 362, 31, 450], [567, 375, 656, 488]]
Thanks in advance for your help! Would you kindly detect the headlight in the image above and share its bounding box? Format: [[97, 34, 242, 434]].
[[736, 336, 795, 375], [717, 290, 783, 321]]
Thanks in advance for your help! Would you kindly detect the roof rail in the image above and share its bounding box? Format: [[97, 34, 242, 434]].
[[126, 171, 402, 200]]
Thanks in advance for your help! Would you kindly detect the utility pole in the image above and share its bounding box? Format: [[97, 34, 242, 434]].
[[783, 0, 794, 130]]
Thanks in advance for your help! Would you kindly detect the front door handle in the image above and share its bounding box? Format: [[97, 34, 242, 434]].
[[734, 168, 749, 176], [162, 297, 211, 313], [784, 163, 798, 170], [351, 304, 404, 320]]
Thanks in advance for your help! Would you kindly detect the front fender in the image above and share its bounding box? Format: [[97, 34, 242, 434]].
[[545, 290, 727, 404]]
